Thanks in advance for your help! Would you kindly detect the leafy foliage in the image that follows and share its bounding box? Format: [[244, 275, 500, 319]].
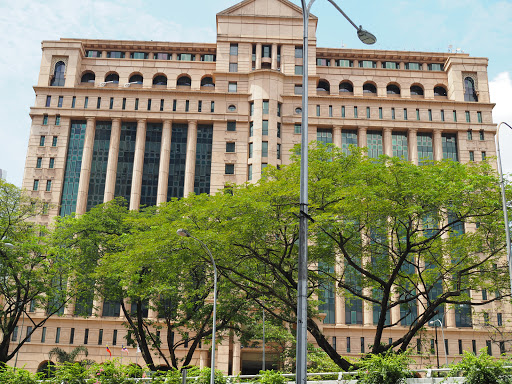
[[450, 348, 512, 384], [357, 351, 412, 384], [253, 369, 287, 384]]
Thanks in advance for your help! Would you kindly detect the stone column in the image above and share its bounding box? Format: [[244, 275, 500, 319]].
[[183, 120, 198, 197], [333, 125, 342, 148], [446, 307, 456, 328], [358, 126, 367, 148], [156, 120, 172, 205], [390, 291, 401, 326], [232, 335, 242, 374], [256, 43, 262, 69], [363, 293, 373, 326], [129, 119, 146, 211], [433, 130, 443, 161], [75, 117, 96, 215], [383, 127, 393, 156], [271, 44, 278, 70], [92, 297, 103, 317], [103, 118, 121, 202], [408, 128, 418, 165]]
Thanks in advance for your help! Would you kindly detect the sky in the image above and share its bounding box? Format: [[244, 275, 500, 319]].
[[0, 0, 511, 187]]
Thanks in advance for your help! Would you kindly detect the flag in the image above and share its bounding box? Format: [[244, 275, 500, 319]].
[[122, 345, 129, 354], [106, 345, 112, 357]]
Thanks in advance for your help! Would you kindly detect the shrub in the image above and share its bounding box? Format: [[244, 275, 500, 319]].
[[254, 370, 287, 384], [194, 367, 227, 384], [450, 348, 512, 384], [357, 351, 412, 384], [0, 366, 38, 384]]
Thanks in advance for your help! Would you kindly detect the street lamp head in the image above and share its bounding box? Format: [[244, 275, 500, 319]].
[[357, 27, 377, 45], [177, 228, 191, 238]]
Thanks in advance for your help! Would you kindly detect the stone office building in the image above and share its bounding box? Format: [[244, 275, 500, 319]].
[[18, 0, 505, 374]]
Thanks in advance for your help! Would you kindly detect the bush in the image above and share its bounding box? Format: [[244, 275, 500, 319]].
[[194, 367, 227, 384], [450, 348, 512, 384], [0, 365, 38, 384], [357, 351, 412, 384], [254, 370, 287, 384], [44, 362, 89, 384]]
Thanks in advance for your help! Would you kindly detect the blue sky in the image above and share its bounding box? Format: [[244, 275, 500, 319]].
[[0, 0, 511, 187]]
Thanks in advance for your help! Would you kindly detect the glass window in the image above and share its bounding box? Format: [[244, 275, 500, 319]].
[[367, 131, 383, 159], [249, 142, 253, 158], [84, 97, 88, 108], [498, 313, 503, 326], [135, 98, 139, 110], [147, 99, 152, 111], [277, 103, 281, 117], [387, 84, 400, 95], [336, 59, 353, 67], [469, 151, 474, 161], [177, 76, 191, 86], [51, 61, 66, 86], [329, 105, 333, 117], [55, 115, 61, 125], [403, 108, 408, 120], [72, 96, 76, 108], [225, 164, 234, 174], [227, 121, 236, 131], [379, 107, 383, 119], [201, 54, 215, 61], [295, 65, 303, 75], [295, 46, 303, 58], [441, 110, 445, 121], [382, 61, 399, 69], [442, 133, 458, 161], [262, 141, 268, 157], [465, 111, 471, 122], [262, 45, 271, 58], [230, 43, 238, 56], [354, 106, 358, 118], [366, 107, 370, 118], [36, 157, 42, 168], [295, 84, 302, 94], [277, 122, 281, 138], [317, 128, 332, 145], [453, 110, 457, 122], [86, 50, 101, 58], [295, 107, 302, 114], [316, 105, 320, 117], [405, 62, 421, 70], [428, 63, 443, 71], [341, 106, 345, 118], [211, 101, 215, 112], [55, 327, 60, 343], [248, 164, 252, 181], [226, 142, 235, 153], [363, 83, 377, 94], [359, 60, 376, 68], [130, 52, 148, 59], [43, 115, 48, 125], [417, 133, 433, 165], [84, 329, 89, 344], [33, 180, 39, 191], [46, 180, 52, 191], [316, 58, 329, 66], [262, 100, 269, 114], [410, 85, 424, 96], [479, 130, 485, 140], [103, 301, 121, 317], [109, 98, 114, 110], [227, 104, 236, 112], [391, 108, 395, 120], [49, 158, 55, 169], [434, 86, 447, 96], [58, 96, 63, 107], [173, 100, 177, 112], [96, 97, 101, 109], [154, 52, 170, 60], [428, 109, 432, 121], [129, 74, 143, 84], [107, 51, 125, 58], [318, 80, 330, 92], [477, 111, 482, 123], [277, 143, 281, 159], [392, 132, 408, 159], [41, 327, 46, 343], [262, 120, 268, 135], [228, 82, 237, 93], [294, 124, 301, 134], [177, 53, 194, 61], [200, 77, 214, 87], [482, 151, 486, 161], [339, 82, 353, 93], [250, 102, 254, 116], [26, 326, 32, 342], [185, 100, 190, 112], [40, 136, 45, 146], [161, 99, 165, 112], [52, 136, 58, 146], [46, 96, 51, 107], [416, 109, 420, 121], [464, 77, 478, 102], [105, 73, 119, 83], [229, 63, 238, 73]]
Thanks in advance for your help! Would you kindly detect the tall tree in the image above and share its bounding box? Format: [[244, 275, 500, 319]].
[[0, 180, 73, 365]]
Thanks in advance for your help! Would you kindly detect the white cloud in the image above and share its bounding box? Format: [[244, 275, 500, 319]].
[[490, 72, 512, 177]]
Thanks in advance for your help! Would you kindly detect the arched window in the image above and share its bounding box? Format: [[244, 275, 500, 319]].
[[339, 82, 353, 93], [434, 86, 447, 97], [200, 76, 215, 87], [363, 83, 377, 94], [464, 77, 478, 102], [228, 105, 237, 112], [129, 74, 143, 84], [80, 72, 95, 83], [295, 107, 302, 114], [317, 79, 330, 93], [410, 85, 424, 96], [386, 84, 400, 95], [51, 61, 65, 86], [177, 75, 191, 87], [153, 75, 167, 86], [37, 361, 56, 379], [105, 73, 119, 83]]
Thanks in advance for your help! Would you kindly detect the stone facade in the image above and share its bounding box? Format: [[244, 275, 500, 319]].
[[17, 0, 505, 375]]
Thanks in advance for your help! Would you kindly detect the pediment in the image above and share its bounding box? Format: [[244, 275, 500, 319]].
[[218, 0, 313, 19]]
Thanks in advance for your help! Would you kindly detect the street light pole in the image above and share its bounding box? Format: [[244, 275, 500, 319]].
[[297, 3, 375, 384], [429, 319, 447, 366], [177, 229, 217, 384], [495, 122, 512, 294]]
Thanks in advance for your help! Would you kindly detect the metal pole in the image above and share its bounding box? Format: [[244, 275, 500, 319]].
[[297, 2, 312, 384], [187, 234, 217, 384], [262, 308, 266, 371], [495, 122, 512, 294], [434, 324, 439, 369]]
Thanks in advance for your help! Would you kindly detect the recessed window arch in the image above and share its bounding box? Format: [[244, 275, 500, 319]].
[[129, 73, 143, 84], [464, 77, 478, 102], [177, 74, 192, 87], [295, 107, 302, 114], [317, 79, 330, 93], [152, 75, 167, 86], [51, 61, 66, 86], [80, 71, 95, 84], [434, 85, 447, 97], [363, 82, 377, 95], [105, 72, 119, 83], [386, 84, 401, 95], [227, 104, 237, 112], [410, 84, 424, 96], [200, 76, 215, 87], [339, 81, 353, 93]]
